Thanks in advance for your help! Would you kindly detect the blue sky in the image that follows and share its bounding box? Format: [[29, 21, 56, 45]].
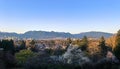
[[0, 0, 120, 34]]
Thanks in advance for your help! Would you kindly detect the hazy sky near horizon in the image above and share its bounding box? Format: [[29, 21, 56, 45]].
[[0, 0, 120, 34]]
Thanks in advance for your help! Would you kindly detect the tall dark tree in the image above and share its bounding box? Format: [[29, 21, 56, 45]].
[[80, 36, 88, 51], [99, 36, 107, 56], [114, 30, 120, 60], [1, 40, 15, 54], [1, 40, 15, 52]]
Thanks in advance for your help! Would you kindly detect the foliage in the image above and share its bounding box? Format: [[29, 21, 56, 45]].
[[24, 45, 120, 69], [79, 36, 88, 51], [30, 40, 36, 45], [15, 40, 26, 52], [29, 40, 37, 52], [0, 40, 15, 55], [87, 40, 101, 56], [72, 37, 88, 49], [106, 35, 116, 50], [63, 45, 90, 65], [72, 39, 81, 46], [67, 38, 72, 44], [114, 30, 120, 60], [0, 40, 16, 68], [99, 36, 106, 47], [15, 50, 35, 66], [24, 53, 76, 69], [98, 36, 107, 56]]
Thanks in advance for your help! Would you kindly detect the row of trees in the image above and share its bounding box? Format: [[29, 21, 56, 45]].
[[67, 30, 120, 61], [0, 39, 37, 68], [67, 36, 108, 55]]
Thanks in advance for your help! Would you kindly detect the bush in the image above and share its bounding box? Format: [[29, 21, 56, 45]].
[[15, 49, 35, 67]]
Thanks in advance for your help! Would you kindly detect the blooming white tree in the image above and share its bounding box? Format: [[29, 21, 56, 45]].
[[62, 45, 90, 65]]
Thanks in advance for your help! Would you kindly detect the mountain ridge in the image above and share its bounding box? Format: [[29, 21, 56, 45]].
[[0, 31, 113, 39], [74, 31, 113, 38]]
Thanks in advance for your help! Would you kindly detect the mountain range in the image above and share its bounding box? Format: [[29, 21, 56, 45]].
[[0, 31, 113, 39]]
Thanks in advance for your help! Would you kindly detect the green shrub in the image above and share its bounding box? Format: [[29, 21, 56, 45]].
[[15, 50, 35, 66]]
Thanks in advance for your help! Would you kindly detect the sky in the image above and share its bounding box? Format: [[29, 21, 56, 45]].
[[0, 0, 120, 34]]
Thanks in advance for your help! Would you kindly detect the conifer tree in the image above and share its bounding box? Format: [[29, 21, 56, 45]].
[[80, 36, 88, 51], [99, 36, 107, 56], [1, 40, 15, 55], [114, 30, 120, 60]]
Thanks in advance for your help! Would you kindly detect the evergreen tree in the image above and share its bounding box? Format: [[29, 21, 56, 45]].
[[1, 39, 15, 55], [99, 36, 107, 56], [1, 40, 11, 51], [114, 30, 120, 60], [80, 36, 88, 51]]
